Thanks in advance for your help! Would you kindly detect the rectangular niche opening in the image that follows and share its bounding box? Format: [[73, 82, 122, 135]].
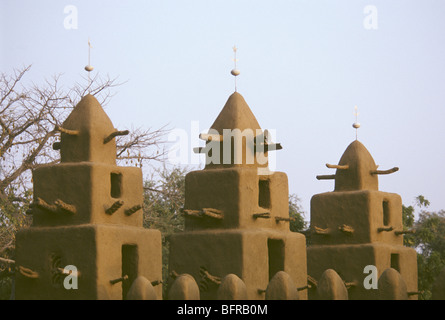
[[268, 239, 284, 281], [259, 179, 271, 209], [383, 200, 390, 226], [122, 244, 138, 300], [391, 253, 400, 272], [111, 172, 122, 198]]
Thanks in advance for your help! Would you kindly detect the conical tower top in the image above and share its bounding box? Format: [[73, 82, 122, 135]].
[[316, 140, 399, 191], [57, 94, 128, 164], [334, 140, 379, 191], [195, 92, 282, 169], [210, 92, 261, 133]]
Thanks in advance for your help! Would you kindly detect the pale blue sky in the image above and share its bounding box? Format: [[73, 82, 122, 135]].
[[1, 0, 445, 216]]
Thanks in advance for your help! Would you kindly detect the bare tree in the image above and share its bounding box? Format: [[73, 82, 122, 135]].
[[0, 64, 168, 197], [0, 66, 169, 289]]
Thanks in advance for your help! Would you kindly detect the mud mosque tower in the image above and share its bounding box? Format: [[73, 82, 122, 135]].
[[15, 94, 162, 300], [167, 48, 308, 300], [307, 115, 418, 300]]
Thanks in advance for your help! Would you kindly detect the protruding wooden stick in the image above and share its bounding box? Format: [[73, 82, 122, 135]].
[[378, 226, 394, 232], [344, 281, 358, 289], [316, 174, 336, 180], [57, 267, 81, 277], [34, 197, 57, 213], [54, 199, 77, 215], [125, 204, 142, 216], [338, 224, 354, 234], [193, 147, 207, 154], [202, 208, 223, 220], [371, 167, 399, 175], [105, 200, 124, 215], [297, 285, 311, 291], [275, 217, 296, 222], [182, 209, 202, 218], [110, 275, 128, 285], [307, 275, 318, 288], [253, 212, 271, 219], [0, 257, 15, 265], [18, 266, 39, 279], [199, 267, 221, 291], [170, 270, 179, 280], [312, 226, 331, 235], [151, 280, 162, 287], [408, 291, 422, 296], [326, 163, 349, 170], [263, 143, 283, 152], [182, 208, 224, 220], [395, 229, 416, 236], [104, 130, 129, 144], [55, 125, 79, 136], [199, 133, 223, 142], [32, 198, 76, 215], [254, 138, 283, 151], [257, 289, 266, 294]]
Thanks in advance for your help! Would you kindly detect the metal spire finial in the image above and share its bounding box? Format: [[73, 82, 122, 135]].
[[85, 38, 94, 85], [230, 45, 240, 92], [352, 105, 360, 140]]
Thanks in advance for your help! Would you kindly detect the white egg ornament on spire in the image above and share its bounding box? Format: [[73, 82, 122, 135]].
[[85, 39, 94, 80], [353, 105, 361, 140]]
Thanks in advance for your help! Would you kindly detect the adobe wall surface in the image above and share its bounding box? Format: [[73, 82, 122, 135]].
[[184, 168, 289, 230], [168, 229, 307, 300], [32, 163, 143, 227], [310, 190, 403, 245], [307, 243, 417, 300], [15, 94, 162, 300]]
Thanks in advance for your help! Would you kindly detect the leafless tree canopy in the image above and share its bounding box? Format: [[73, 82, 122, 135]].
[[0, 65, 168, 203], [0, 66, 170, 290]]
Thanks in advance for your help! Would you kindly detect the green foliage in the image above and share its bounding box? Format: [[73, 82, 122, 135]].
[[288, 193, 307, 233], [402, 205, 415, 247], [143, 166, 186, 234], [403, 196, 445, 300], [413, 210, 445, 299], [0, 189, 33, 300], [142, 166, 187, 292]]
